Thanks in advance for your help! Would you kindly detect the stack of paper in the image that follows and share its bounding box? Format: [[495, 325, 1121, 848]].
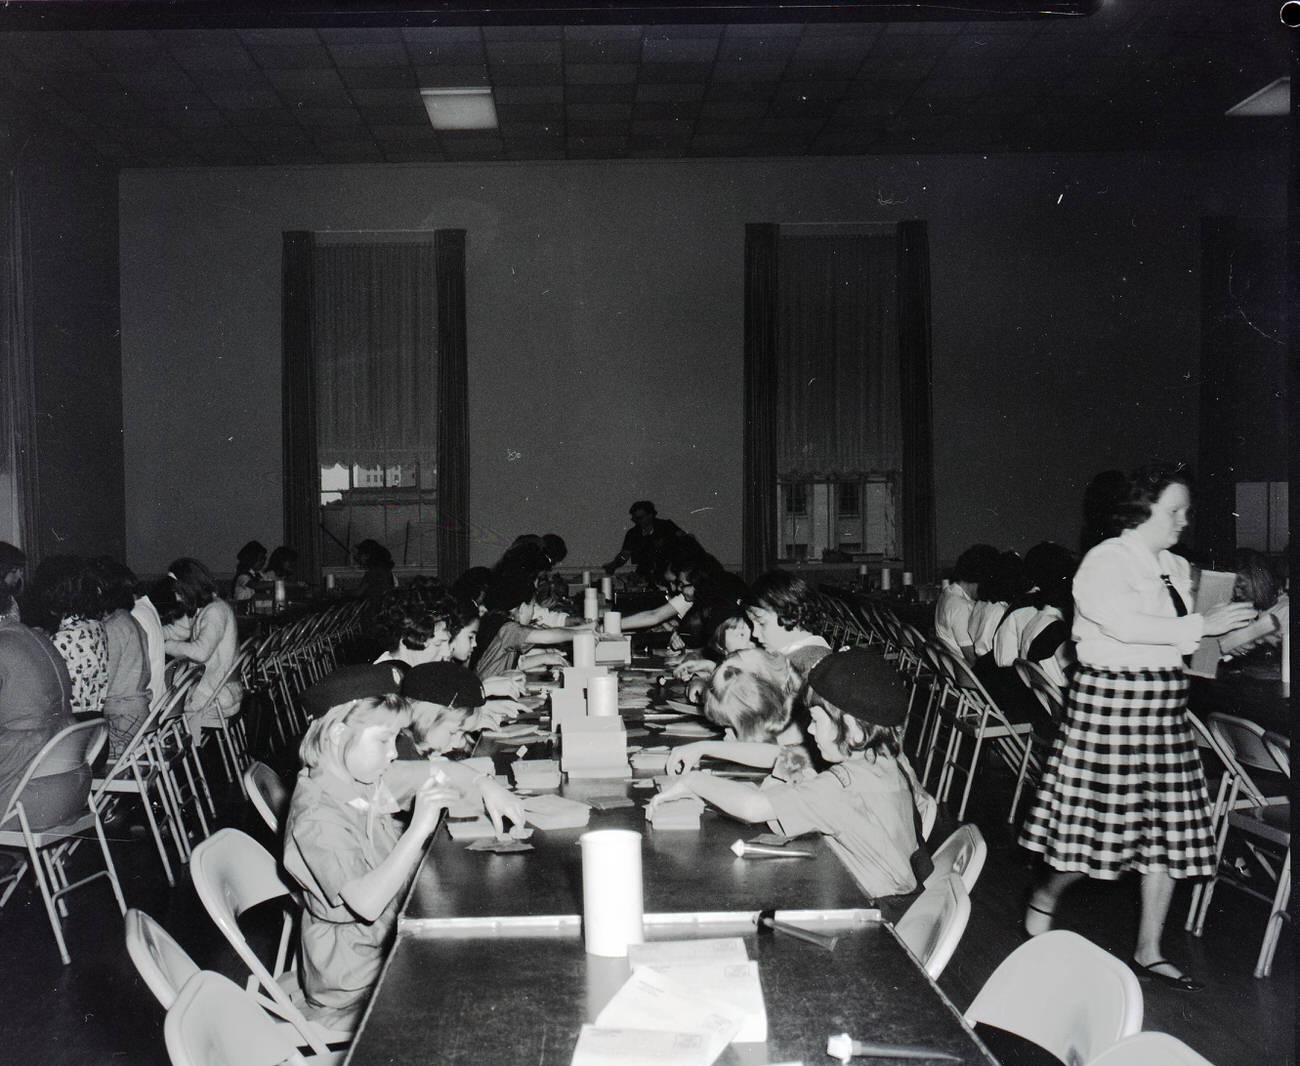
[[512, 759, 562, 790], [595, 635, 633, 666], [445, 813, 501, 840], [521, 792, 591, 830], [625, 939, 765, 1043], [562, 717, 630, 780], [587, 967, 744, 1064], [646, 796, 705, 830], [570, 1026, 716, 1066], [550, 688, 587, 729], [630, 746, 670, 774]]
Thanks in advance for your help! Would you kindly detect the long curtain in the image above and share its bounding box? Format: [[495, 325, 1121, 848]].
[[281, 232, 320, 579], [0, 160, 38, 557], [742, 224, 779, 580], [897, 220, 937, 584], [775, 233, 900, 479], [435, 230, 469, 580]]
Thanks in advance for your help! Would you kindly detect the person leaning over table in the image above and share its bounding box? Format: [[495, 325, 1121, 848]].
[[1019, 462, 1257, 993], [284, 665, 525, 1030], [603, 500, 689, 585], [650, 647, 932, 910], [933, 543, 998, 664]]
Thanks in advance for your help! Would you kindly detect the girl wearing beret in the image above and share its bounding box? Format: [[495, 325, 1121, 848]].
[[651, 647, 927, 903]]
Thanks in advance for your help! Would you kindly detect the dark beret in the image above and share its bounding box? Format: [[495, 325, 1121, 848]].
[[402, 661, 485, 709], [806, 647, 908, 728], [299, 663, 402, 719]]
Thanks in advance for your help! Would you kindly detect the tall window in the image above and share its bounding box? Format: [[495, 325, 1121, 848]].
[[313, 240, 439, 569], [774, 228, 900, 563]]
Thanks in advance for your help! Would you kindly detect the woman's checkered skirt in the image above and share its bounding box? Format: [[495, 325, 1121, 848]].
[[1019, 666, 1215, 879]]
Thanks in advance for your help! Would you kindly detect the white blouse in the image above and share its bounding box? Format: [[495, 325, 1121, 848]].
[[1072, 530, 1203, 670]]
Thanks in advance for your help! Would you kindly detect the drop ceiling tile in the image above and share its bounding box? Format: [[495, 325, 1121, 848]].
[[490, 63, 563, 85], [635, 82, 707, 102], [712, 61, 787, 83], [295, 107, 364, 127], [317, 27, 404, 45], [485, 40, 563, 64], [568, 62, 638, 84], [406, 42, 488, 65], [567, 82, 635, 103], [349, 87, 421, 109], [773, 79, 849, 101], [3, 34, 100, 70], [494, 83, 563, 104], [238, 28, 321, 47], [766, 97, 837, 119], [565, 25, 643, 41], [567, 118, 625, 137], [370, 122, 439, 140], [327, 43, 410, 68], [265, 67, 347, 92], [504, 141, 566, 160], [339, 66, 417, 89], [207, 88, 283, 110], [643, 38, 718, 64], [698, 99, 768, 120], [226, 108, 299, 127], [414, 65, 491, 87], [704, 81, 775, 103], [499, 100, 564, 121], [169, 46, 258, 72], [638, 61, 715, 83], [563, 38, 641, 64], [482, 26, 564, 42], [244, 44, 335, 70], [154, 106, 229, 127], [688, 133, 753, 154], [240, 124, 313, 145], [717, 36, 798, 63], [568, 135, 627, 156], [498, 119, 561, 138], [358, 106, 427, 125], [400, 27, 482, 44], [114, 63, 196, 94], [632, 100, 698, 121]]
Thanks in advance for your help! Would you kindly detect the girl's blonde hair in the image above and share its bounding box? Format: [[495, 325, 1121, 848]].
[[406, 701, 474, 756], [704, 648, 797, 742], [299, 694, 411, 770]]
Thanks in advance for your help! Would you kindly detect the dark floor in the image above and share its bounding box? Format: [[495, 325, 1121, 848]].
[[0, 729, 1293, 1065]]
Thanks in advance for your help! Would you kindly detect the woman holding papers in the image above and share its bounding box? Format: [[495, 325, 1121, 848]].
[[1019, 463, 1255, 992]]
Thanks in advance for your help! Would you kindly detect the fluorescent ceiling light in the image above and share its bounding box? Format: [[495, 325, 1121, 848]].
[[1225, 77, 1290, 117], [421, 87, 498, 130]]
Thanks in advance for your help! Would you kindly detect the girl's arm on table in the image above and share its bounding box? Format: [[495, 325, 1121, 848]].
[[650, 771, 777, 824], [667, 741, 780, 775], [340, 779, 457, 921]]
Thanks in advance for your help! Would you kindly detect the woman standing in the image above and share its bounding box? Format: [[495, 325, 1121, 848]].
[[1019, 464, 1255, 991]]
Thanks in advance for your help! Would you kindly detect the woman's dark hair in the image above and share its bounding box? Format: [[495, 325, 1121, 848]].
[[541, 533, 567, 566], [950, 544, 999, 585], [1113, 462, 1193, 533], [805, 690, 901, 761], [266, 545, 298, 576], [235, 540, 267, 573], [148, 576, 187, 625], [748, 570, 822, 634], [29, 554, 101, 627], [1024, 541, 1076, 611], [629, 500, 656, 518], [87, 556, 139, 614], [483, 574, 537, 614], [370, 588, 446, 654], [1233, 548, 1279, 611], [0, 540, 25, 581], [978, 551, 1027, 605], [168, 557, 218, 613], [451, 566, 494, 606]]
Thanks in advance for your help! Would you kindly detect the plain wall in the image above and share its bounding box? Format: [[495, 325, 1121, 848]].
[[19, 131, 124, 561], [118, 151, 1286, 576]]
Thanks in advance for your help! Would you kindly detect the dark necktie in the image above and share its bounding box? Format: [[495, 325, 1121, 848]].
[[1160, 574, 1188, 617]]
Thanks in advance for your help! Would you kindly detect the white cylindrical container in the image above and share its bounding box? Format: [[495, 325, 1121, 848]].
[[600, 575, 613, 601], [274, 579, 287, 605], [583, 588, 599, 621], [903, 571, 914, 587], [580, 829, 644, 957], [573, 631, 597, 668], [857, 563, 868, 577], [325, 572, 336, 591], [587, 675, 618, 717], [880, 568, 892, 592], [604, 610, 622, 636], [582, 570, 592, 587]]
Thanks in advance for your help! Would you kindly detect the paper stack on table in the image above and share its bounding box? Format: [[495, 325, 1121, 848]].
[[589, 966, 744, 1063], [570, 1026, 717, 1066], [646, 796, 705, 830], [630, 746, 670, 774], [595, 635, 633, 666], [562, 716, 631, 779], [630, 961, 766, 1043], [445, 813, 502, 840], [521, 792, 591, 830], [512, 758, 562, 790]]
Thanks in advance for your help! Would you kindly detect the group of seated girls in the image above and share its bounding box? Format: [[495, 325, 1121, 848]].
[[283, 661, 526, 1030], [650, 644, 936, 907]]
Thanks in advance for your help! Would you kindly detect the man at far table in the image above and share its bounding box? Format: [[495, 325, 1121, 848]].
[[603, 500, 690, 586]]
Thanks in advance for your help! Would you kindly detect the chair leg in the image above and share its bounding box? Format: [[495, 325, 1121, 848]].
[[1254, 849, 1291, 978], [133, 767, 177, 887], [91, 808, 129, 915]]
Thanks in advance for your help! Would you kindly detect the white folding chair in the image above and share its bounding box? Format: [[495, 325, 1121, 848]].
[[1009, 658, 1065, 824], [125, 907, 202, 1010], [1084, 1031, 1215, 1066], [189, 828, 349, 1056], [926, 823, 987, 893], [0, 720, 128, 964], [1188, 714, 1290, 977], [894, 871, 970, 980], [964, 930, 1143, 1066], [165, 970, 345, 1066], [243, 760, 290, 835]]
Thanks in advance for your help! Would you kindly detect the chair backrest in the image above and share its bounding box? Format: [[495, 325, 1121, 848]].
[[1013, 659, 1065, 720], [1, 719, 106, 830], [1262, 731, 1290, 779], [1208, 713, 1289, 802], [1084, 1031, 1215, 1066], [927, 824, 987, 893], [124, 908, 201, 1011], [243, 761, 290, 835], [190, 827, 290, 930], [164, 970, 305, 1066], [894, 872, 970, 980], [964, 930, 1143, 1066]]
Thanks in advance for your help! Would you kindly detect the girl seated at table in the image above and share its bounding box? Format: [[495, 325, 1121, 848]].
[[231, 540, 267, 603], [472, 577, 591, 681], [746, 570, 833, 679], [160, 557, 242, 738], [670, 606, 757, 682], [284, 668, 524, 1030], [398, 661, 482, 758], [666, 648, 813, 783], [651, 647, 929, 904]]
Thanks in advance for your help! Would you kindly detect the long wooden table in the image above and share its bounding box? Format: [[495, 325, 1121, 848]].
[[344, 663, 997, 1066]]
